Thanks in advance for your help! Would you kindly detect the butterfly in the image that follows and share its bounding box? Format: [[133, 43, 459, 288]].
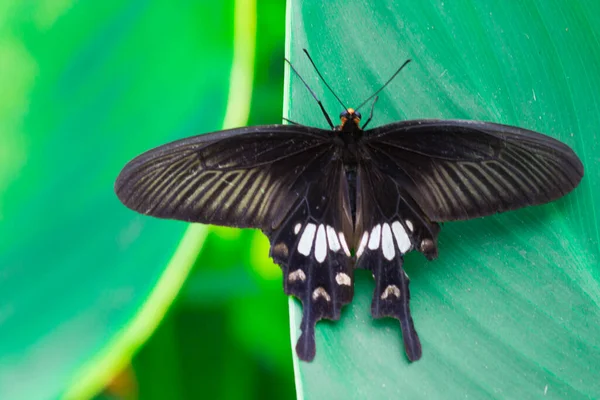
[[114, 50, 584, 362]]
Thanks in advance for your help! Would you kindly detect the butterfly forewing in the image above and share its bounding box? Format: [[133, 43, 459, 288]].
[[363, 119, 584, 222], [115, 125, 333, 229]]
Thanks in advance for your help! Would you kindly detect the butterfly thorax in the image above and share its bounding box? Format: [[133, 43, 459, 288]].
[[333, 110, 364, 225], [333, 108, 363, 163]]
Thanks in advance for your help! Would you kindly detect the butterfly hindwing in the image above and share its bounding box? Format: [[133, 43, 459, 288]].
[[266, 158, 354, 361], [363, 119, 584, 222], [355, 160, 440, 361]]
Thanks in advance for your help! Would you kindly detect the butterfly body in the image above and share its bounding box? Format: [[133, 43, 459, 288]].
[[116, 101, 583, 363]]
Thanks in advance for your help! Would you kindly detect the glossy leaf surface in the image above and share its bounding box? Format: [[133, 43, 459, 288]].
[[286, 1, 600, 398]]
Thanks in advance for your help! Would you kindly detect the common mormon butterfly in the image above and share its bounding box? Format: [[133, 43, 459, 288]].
[[115, 50, 584, 362]]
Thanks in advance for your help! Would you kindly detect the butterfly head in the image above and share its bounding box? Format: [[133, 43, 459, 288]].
[[340, 108, 362, 129]]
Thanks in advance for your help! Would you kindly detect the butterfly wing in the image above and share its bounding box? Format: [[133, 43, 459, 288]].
[[116, 124, 355, 361], [363, 119, 584, 222], [115, 125, 333, 230], [266, 156, 354, 361], [355, 158, 440, 362], [355, 119, 582, 361]]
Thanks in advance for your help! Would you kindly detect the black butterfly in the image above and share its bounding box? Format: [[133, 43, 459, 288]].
[[115, 51, 584, 362]]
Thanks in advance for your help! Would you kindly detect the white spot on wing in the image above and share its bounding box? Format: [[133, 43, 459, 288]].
[[381, 284, 401, 300], [405, 220, 414, 232], [288, 269, 306, 282], [368, 224, 381, 250], [312, 287, 331, 302], [315, 224, 327, 263], [326, 225, 341, 251], [335, 272, 351, 286], [338, 232, 351, 256], [298, 223, 316, 256], [381, 223, 395, 260], [294, 223, 301, 235], [356, 231, 369, 258], [392, 221, 411, 253]]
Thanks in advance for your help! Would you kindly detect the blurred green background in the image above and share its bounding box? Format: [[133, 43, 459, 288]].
[[1, 0, 293, 399], [1, 0, 599, 399]]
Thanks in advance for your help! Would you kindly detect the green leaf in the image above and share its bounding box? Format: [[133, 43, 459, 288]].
[[286, 1, 600, 398], [0, 0, 256, 398]]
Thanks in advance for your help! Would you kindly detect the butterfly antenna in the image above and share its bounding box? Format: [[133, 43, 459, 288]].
[[282, 117, 301, 125], [302, 49, 349, 111], [285, 57, 335, 129], [361, 96, 379, 130], [355, 59, 412, 112]]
